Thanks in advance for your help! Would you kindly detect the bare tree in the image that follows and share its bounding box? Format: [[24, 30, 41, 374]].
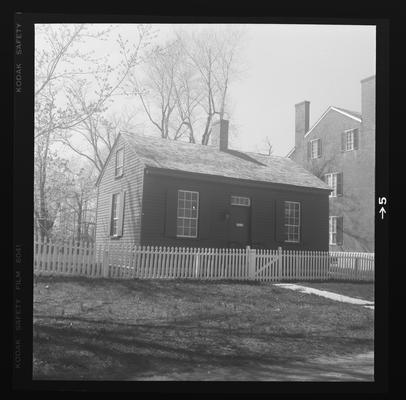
[[124, 40, 195, 140], [127, 26, 246, 145], [57, 110, 137, 173], [175, 26, 245, 145], [34, 24, 153, 239]]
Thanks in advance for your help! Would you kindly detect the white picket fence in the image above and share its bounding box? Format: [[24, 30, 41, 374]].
[[33, 238, 374, 282], [329, 251, 375, 281]]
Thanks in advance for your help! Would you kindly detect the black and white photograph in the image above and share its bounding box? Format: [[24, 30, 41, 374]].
[[13, 15, 389, 388]]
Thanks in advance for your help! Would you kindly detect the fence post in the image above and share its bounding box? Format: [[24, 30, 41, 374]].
[[247, 246, 256, 280], [277, 246, 283, 281], [354, 255, 359, 280], [195, 252, 200, 278], [102, 246, 109, 278]]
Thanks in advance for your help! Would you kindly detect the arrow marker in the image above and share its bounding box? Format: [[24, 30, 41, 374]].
[[379, 207, 386, 219]]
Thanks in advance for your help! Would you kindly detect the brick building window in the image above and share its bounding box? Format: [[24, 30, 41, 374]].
[[177, 190, 199, 238], [329, 216, 343, 245], [284, 201, 300, 243], [342, 129, 359, 152], [325, 172, 343, 197], [308, 138, 322, 159]]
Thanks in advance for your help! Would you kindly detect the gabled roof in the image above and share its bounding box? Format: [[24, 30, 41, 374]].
[[331, 106, 362, 120], [106, 132, 330, 191], [286, 105, 362, 158]]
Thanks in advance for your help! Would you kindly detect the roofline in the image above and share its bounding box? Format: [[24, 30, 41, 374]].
[[304, 106, 361, 139], [145, 166, 331, 194], [286, 147, 296, 158], [330, 107, 362, 123], [95, 132, 123, 187], [361, 75, 375, 83], [285, 106, 361, 157]]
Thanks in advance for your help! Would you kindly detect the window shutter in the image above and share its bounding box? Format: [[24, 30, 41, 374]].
[[317, 139, 322, 158], [341, 131, 346, 152], [307, 141, 311, 160], [353, 129, 359, 150], [337, 173, 343, 196], [336, 216, 343, 245], [275, 200, 286, 243], [165, 188, 178, 237], [108, 193, 114, 236], [198, 190, 210, 239], [118, 190, 126, 237]]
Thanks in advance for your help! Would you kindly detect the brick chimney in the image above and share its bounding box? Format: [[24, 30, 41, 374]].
[[295, 101, 310, 151], [210, 119, 229, 151], [361, 75, 375, 134]]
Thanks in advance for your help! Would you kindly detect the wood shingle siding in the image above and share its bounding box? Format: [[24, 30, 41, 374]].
[[95, 135, 144, 248]]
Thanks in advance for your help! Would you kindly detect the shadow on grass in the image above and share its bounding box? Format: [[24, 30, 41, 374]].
[[33, 316, 374, 381]]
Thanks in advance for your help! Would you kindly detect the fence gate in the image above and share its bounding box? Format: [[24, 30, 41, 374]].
[[251, 247, 281, 282]]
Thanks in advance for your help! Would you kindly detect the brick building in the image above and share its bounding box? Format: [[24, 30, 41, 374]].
[[287, 76, 375, 252]]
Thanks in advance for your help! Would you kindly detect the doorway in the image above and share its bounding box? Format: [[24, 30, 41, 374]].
[[228, 205, 251, 248]]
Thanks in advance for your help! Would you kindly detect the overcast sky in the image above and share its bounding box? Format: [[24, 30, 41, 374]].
[[230, 24, 376, 155], [114, 24, 375, 155], [37, 23, 376, 158]]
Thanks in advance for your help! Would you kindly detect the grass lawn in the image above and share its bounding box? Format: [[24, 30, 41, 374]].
[[295, 281, 374, 302], [33, 276, 374, 381]]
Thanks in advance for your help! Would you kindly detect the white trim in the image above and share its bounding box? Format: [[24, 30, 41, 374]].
[[329, 215, 338, 245], [310, 138, 321, 159], [284, 201, 301, 243], [304, 106, 361, 139], [286, 147, 296, 158], [343, 128, 358, 152], [325, 172, 339, 197], [176, 190, 199, 238], [110, 192, 120, 237], [230, 195, 251, 207], [331, 107, 362, 122]]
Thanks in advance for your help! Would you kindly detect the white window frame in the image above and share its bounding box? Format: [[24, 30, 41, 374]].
[[230, 195, 251, 207], [284, 201, 300, 243], [176, 190, 199, 238], [115, 147, 124, 178], [325, 172, 338, 198], [310, 138, 320, 159], [110, 192, 120, 237], [329, 216, 338, 245], [344, 129, 356, 151]]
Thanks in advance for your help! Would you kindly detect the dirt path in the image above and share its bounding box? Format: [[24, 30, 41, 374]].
[[134, 352, 374, 381]]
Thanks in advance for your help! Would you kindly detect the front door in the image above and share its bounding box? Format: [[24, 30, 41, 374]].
[[228, 205, 251, 248]]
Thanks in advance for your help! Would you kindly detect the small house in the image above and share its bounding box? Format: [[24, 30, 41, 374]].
[[95, 120, 331, 250]]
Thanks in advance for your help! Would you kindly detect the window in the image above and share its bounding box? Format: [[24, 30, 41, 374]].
[[309, 138, 321, 159], [325, 172, 343, 197], [230, 196, 251, 207], [342, 129, 359, 152], [177, 190, 199, 238], [329, 216, 337, 245], [284, 201, 300, 243], [329, 216, 343, 245], [115, 148, 124, 177], [110, 193, 120, 236]]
